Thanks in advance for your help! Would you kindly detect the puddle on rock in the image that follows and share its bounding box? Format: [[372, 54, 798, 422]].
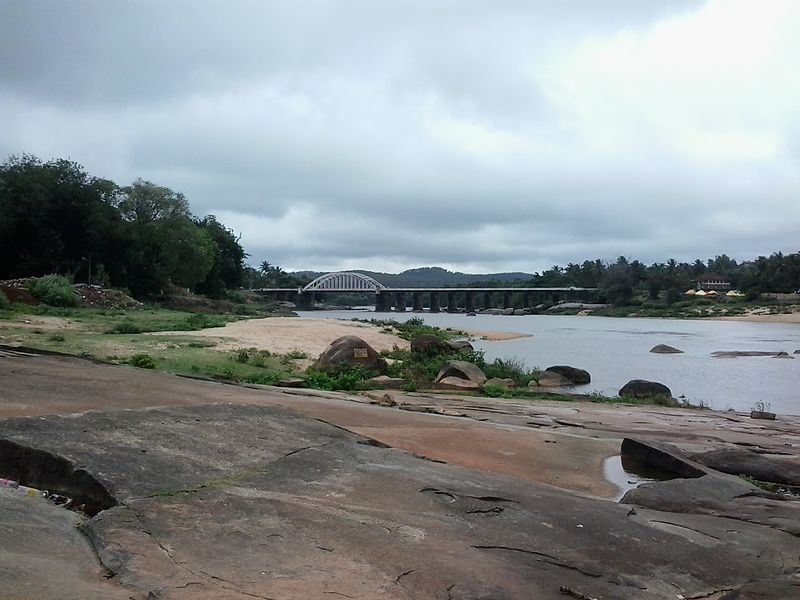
[[603, 455, 678, 501]]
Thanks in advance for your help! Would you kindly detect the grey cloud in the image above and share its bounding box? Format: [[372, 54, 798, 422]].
[[1, 0, 798, 275]]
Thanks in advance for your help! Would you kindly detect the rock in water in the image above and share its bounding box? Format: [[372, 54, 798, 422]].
[[529, 371, 573, 388], [619, 380, 676, 405], [434, 360, 487, 385], [711, 351, 788, 358], [314, 336, 387, 373], [650, 344, 683, 354], [545, 365, 591, 385]]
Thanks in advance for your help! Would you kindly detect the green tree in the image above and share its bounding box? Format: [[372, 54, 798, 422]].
[[0, 154, 125, 281], [601, 264, 634, 307], [118, 180, 213, 296], [195, 216, 247, 298]]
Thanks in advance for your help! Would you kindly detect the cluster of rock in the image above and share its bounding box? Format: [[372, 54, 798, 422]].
[[310, 334, 679, 405], [477, 307, 537, 316], [650, 343, 797, 359]]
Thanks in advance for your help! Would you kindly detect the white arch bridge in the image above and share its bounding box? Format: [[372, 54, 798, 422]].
[[254, 271, 598, 312]]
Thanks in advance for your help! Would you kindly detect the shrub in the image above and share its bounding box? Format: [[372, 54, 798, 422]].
[[0, 289, 9, 310], [183, 313, 230, 331], [304, 364, 377, 391], [482, 384, 511, 398], [28, 275, 79, 307], [47, 333, 66, 342], [128, 353, 156, 369], [664, 287, 682, 306], [106, 321, 143, 334], [483, 356, 538, 387]]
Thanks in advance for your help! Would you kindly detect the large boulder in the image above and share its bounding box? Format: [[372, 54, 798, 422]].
[[619, 379, 675, 405], [434, 360, 487, 386], [445, 339, 474, 352], [691, 448, 800, 487], [528, 371, 572, 388], [545, 365, 591, 385], [410, 334, 449, 355], [314, 336, 387, 373], [650, 344, 683, 354], [435, 376, 482, 392]]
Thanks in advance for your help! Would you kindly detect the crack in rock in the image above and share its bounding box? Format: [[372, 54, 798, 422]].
[[472, 545, 602, 578]]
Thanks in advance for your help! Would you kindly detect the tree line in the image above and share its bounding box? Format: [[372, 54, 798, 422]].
[[513, 253, 800, 306], [0, 154, 246, 298]]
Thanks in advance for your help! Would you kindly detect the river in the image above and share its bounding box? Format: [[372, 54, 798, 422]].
[[298, 310, 800, 415]]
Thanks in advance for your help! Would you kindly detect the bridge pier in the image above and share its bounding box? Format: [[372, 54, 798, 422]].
[[295, 291, 314, 310], [503, 291, 512, 309], [375, 291, 391, 312], [482, 292, 491, 310], [465, 291, 475, 313], [523, 292, 531, 308], [394, 292, 406, 312], [446, 292, 457, 313], [429, 293, 440, 313], [412, 292, 423, 312]]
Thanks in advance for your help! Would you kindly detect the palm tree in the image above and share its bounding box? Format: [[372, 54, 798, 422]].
[[259, 261, 272, 275]]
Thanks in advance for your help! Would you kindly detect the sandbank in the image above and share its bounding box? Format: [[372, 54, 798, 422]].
[[461, 329, 531, 341], [711, 311, 800, 324], [161, 316, 409, 355]]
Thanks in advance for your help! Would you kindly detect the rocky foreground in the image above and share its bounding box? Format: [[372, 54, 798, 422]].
[[1, 349, 799, 599]]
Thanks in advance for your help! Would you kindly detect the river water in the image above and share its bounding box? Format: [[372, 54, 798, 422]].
[[298, 310, 800, 415]]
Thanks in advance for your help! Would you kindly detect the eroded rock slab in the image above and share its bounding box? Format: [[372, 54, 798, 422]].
[[1, 406, 799, 599]]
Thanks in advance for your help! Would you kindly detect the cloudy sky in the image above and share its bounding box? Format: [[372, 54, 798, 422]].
[[2, 1, 798, 273]]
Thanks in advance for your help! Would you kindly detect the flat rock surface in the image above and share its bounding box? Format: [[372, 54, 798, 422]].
[[1, 352, 800, 598], [3, 404, 800, 600], [0, 487, 131, 600]]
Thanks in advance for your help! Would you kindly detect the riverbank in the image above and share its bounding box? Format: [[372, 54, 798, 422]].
[[711, 311, 800, 324]]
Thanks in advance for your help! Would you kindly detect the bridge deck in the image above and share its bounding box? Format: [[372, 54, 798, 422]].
[[254, 287, 596, 293]]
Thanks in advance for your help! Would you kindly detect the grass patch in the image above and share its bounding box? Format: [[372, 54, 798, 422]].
[[106, 321, 143, 334], [355, 316, 466, 341], [0, 305, 292, 385], [303, 364, 380, 391]]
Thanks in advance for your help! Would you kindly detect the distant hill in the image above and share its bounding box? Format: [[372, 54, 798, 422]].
[[290, 266, 534, 287]]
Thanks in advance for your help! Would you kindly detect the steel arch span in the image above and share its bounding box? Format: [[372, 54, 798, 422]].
[[302, 272, 387, 292]]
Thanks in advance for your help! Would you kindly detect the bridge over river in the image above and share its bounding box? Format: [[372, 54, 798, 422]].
[[255, 271, 598, 312]]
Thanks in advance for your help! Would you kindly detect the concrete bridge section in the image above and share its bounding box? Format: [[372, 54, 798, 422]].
[[254, 271, 598, 312]]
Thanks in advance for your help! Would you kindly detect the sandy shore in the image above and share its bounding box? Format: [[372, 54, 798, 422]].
[[162, 316, 531, 356], [711, 311, 800, 324], [164, 316, 410, 355]]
